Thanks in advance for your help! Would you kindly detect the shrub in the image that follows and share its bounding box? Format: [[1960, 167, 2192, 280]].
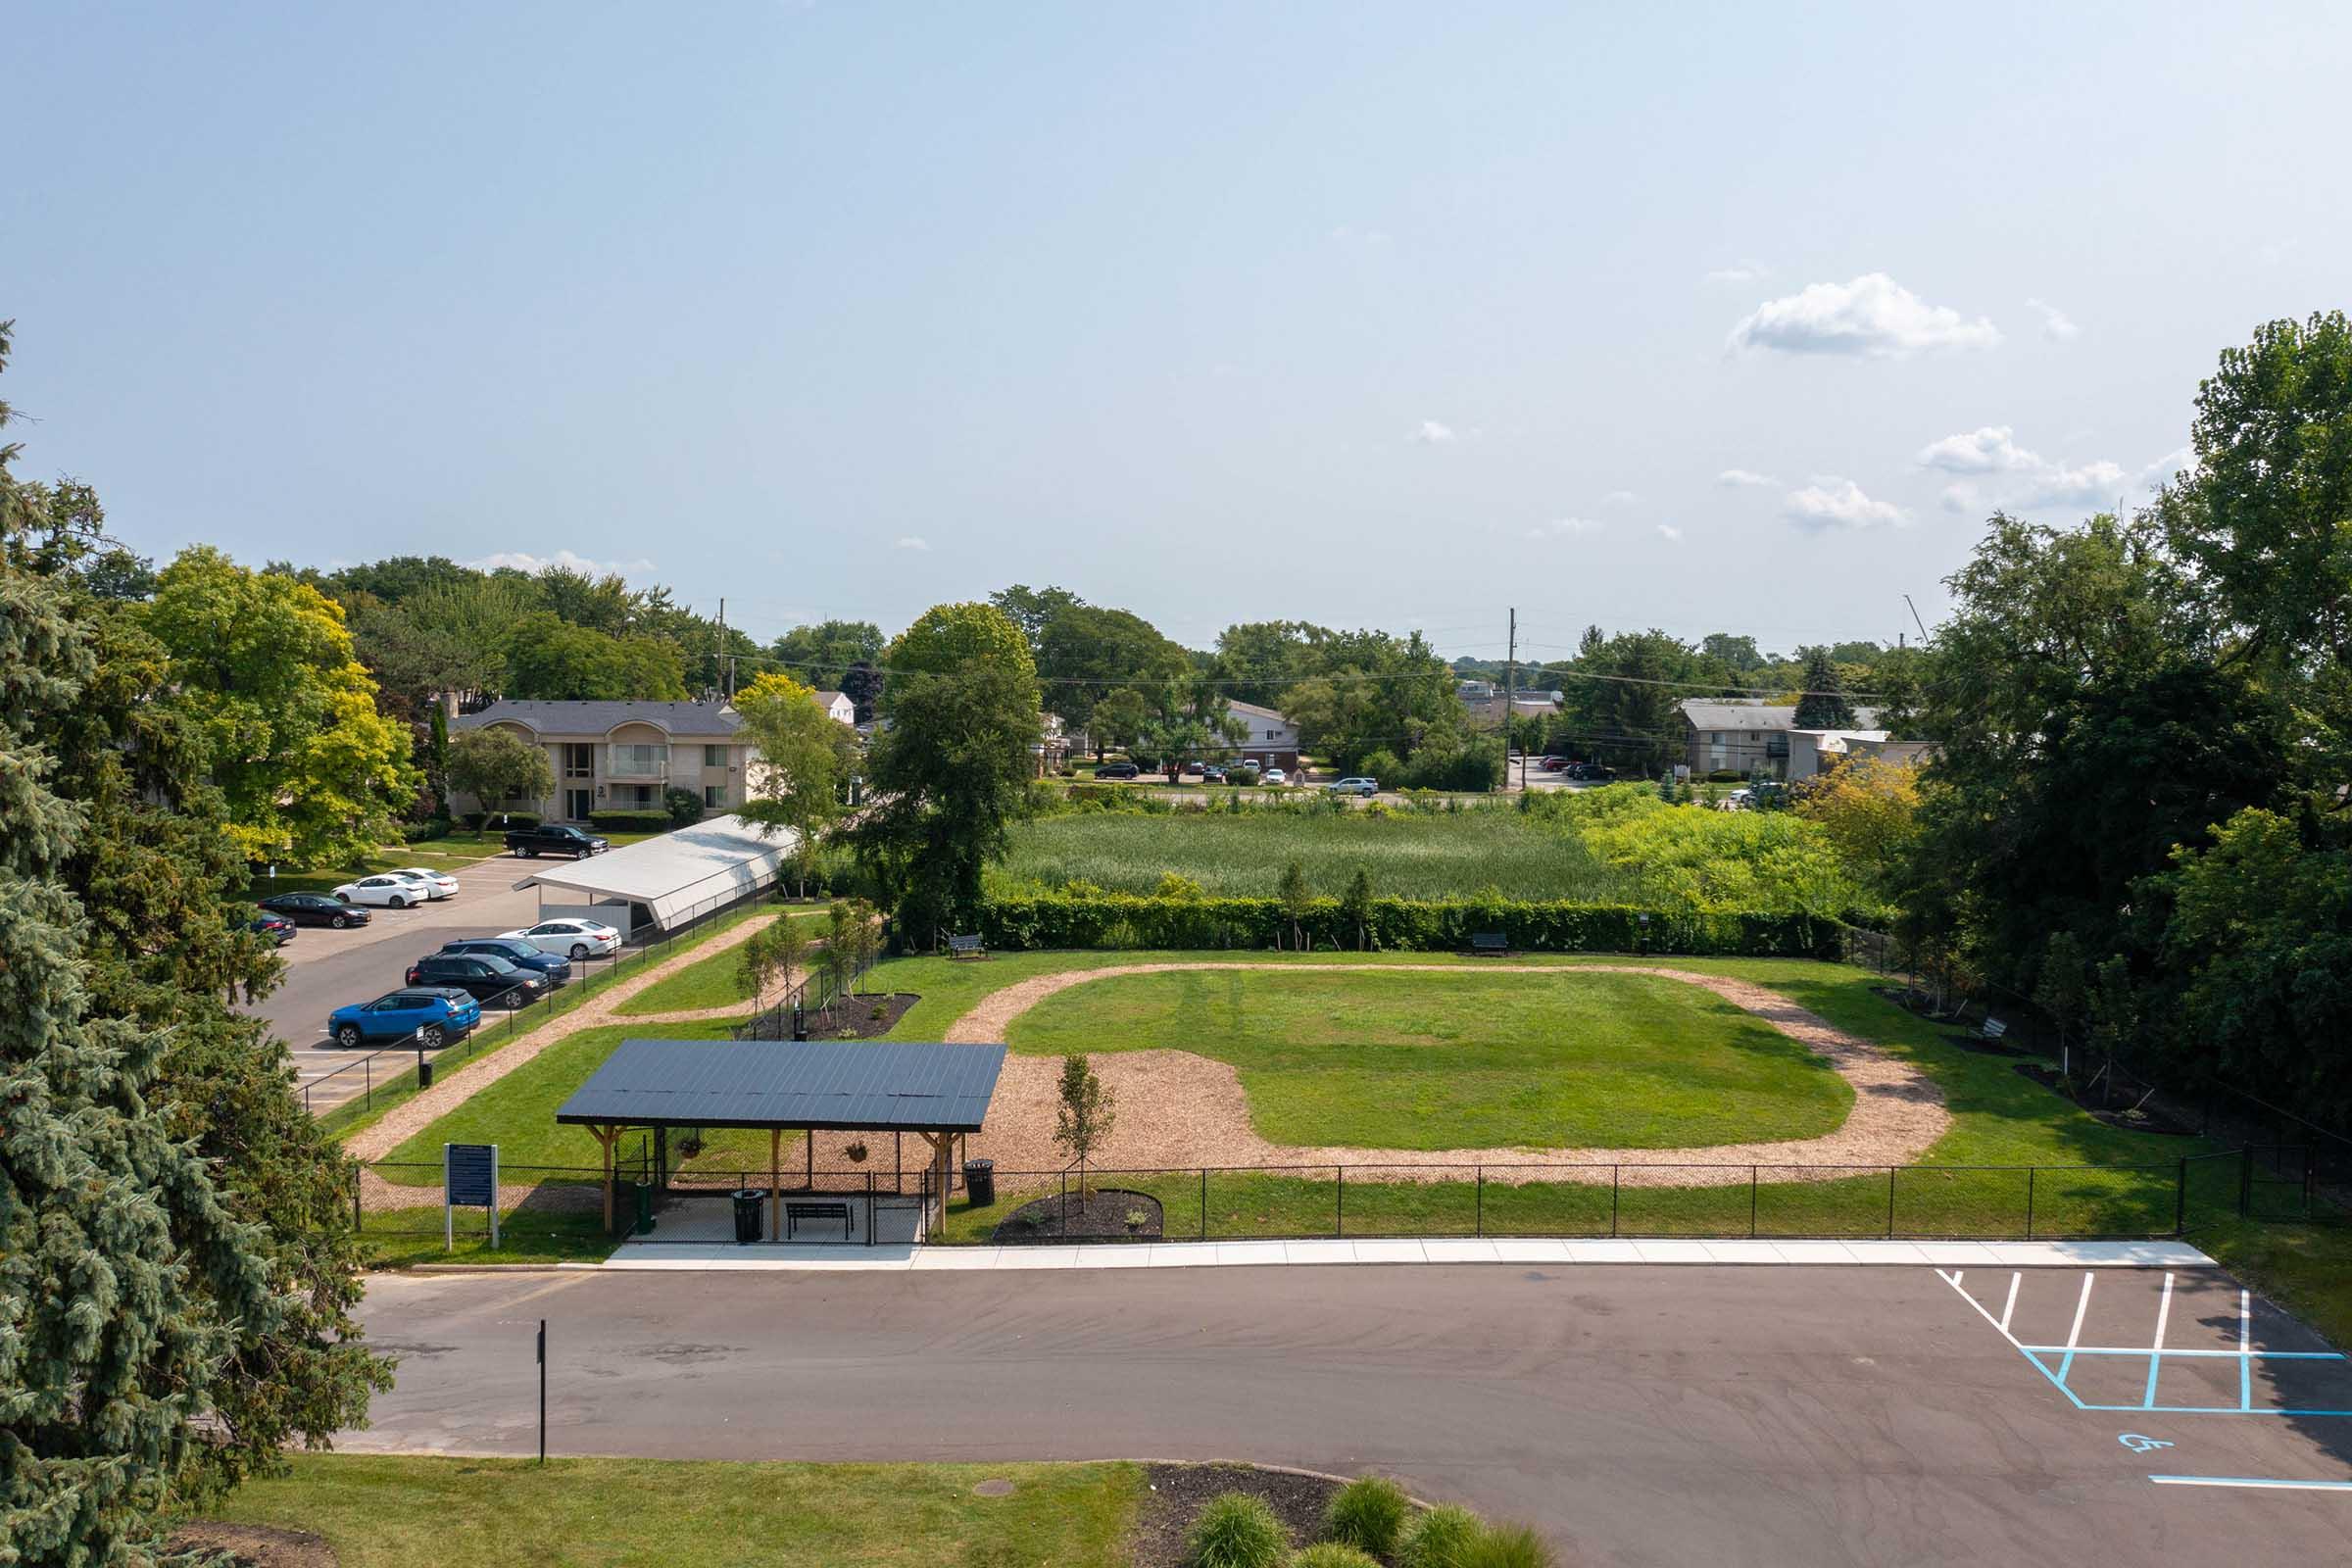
[[588, 809, 670, 832], [1396, 1505, 1483, 1568], [1293, 1547, 1382, 1568], [663, 785, 705, 825], [481, 810, 541, 831], [1187, 1493, 1288, 1568], [401, 817, 451, 844], [1322, 1476, 1410, 1558], [1456, 1524, 1554, 1568], [461, 810, 486, 830]]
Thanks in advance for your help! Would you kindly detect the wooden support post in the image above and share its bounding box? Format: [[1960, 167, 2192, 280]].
[[769, 1125, 782, 1242], [591, 1125, 619, 1234], [806, 1126, 813, 1187]]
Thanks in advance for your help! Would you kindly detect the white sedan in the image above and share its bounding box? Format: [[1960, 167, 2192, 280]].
[[500, 918, 624, 959], [332, 872, 441, 908], [390, 866, 460, 899], [1262, 767, 1289, 786]]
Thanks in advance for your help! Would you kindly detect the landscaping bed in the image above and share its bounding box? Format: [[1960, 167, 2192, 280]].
[[1129, 1463, 1340, 1568], [2013, 1064, 2199, 1136], [992, 1187, 1163, 1243], [802, 991, 918, 1041]]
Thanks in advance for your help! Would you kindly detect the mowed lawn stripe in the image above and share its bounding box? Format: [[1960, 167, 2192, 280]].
[[1003, 967, 1852, 1151]]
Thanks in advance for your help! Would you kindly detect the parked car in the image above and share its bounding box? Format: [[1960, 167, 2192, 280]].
[[331, 871, 437, 908], [1093, 761, 1140, 780], [389, 865, 461, 899], [1325, 776, 1379, 798], [249, 911, 296, 946], [1539, 756, 1568, 772], [504, 823, 611, 858], [404, 952, 549, 1006], [500, 917, 623, 960], [258, 891, 371, 929], [1200, 763, 1227, 782], [434, 936, 571, 985], [1262, 767, 1289, 786], [326, 987, 481, 1049]]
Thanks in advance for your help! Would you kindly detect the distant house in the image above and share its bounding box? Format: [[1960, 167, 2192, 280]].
[[1678, 697, 1893, 780], [1225, 699, 1300, 772], [809, 689, 858, 725], [452, 700, 757, 822]]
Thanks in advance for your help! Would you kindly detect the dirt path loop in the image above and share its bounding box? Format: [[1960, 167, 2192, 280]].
[[343, 910, 781, 1163], [944, 962, 1950, 1188]]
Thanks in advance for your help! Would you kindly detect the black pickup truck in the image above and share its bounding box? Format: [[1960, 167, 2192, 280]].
[[503, 823, 610, 858]]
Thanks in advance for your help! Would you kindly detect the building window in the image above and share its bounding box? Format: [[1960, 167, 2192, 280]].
[[704, 784, 724, 808], [704, 744, 727, 767], [563, 743, 593, 779], [611, 743, 664, 776]]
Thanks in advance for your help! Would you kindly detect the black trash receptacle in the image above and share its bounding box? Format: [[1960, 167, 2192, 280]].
[[963, 1158, 996, 1207], [731, 1188, 763, 1244], [633, 1182, 656, 1236]]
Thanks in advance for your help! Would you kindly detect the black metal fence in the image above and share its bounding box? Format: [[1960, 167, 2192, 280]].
[[733, 947, 879, 1041]]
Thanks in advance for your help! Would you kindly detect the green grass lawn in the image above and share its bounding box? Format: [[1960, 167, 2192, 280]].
[[1004, 967, 1852, 1150], [193, 1453, 1140, 1568], [996, 807, 1638, 900], [616, 906, 839, 1016], [2197, 1218, 2352, 1350]]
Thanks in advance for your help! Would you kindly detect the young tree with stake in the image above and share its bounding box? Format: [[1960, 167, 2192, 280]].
[[1054, 1054, 1116, 1199]]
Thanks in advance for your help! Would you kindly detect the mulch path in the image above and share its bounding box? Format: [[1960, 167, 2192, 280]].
[[991, 1186, 1163, 1243], [1129, 1463, 1341, 1568], [167, 1523, 337, 1568]]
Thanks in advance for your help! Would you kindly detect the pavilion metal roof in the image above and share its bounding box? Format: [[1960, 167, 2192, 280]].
[[555, 1040, 1007, 1133]]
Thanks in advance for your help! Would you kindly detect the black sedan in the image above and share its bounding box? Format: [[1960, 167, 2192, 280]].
[[403, 952, 550, 1007], [249, 911, 297, 946], [258, 892, 373, 929], [433, 937, 572, 986]]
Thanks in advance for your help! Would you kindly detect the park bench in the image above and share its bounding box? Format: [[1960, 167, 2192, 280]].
[[1465, 931, 1513, 957], [948, 933, 988, 961], [785, 1200, 855, 1240], [1980, 1015, 2009, 1042]]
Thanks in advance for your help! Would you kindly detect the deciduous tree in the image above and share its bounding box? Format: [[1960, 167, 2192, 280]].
[[446, 725, 556, 811]]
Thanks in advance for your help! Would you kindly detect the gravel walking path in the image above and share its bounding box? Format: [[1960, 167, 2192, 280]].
[[943, 962, 1950, 1188]]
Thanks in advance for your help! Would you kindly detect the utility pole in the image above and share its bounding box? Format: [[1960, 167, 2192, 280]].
[[1503, 607, 1517, 792], [717, 598, 730, 702]]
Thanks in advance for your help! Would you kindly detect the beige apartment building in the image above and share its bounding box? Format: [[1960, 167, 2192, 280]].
[[451, 700, 759, 822]]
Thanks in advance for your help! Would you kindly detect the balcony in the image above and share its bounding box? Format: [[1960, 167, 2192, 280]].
[[606, 750, 670, 780]]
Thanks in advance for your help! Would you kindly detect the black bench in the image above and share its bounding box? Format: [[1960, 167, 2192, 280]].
[[1979, 1016, 2009, 1042], [948, 933, 988, 961], [785, 1200, 855, 1240], [1466, 931, 1513, 957]]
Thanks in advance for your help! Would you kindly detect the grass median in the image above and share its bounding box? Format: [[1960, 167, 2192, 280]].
[[189, 1453, 1141, 1568]]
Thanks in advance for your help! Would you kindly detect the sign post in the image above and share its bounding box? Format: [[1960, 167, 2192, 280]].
[[444, 1142, 499, 1250], [536, 1318, 547, 1464]]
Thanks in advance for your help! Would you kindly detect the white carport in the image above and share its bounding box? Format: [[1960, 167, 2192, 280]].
[[512, 814, 800, 934]]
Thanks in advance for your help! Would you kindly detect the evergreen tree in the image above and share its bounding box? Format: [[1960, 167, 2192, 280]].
[[1791, 647, 1857, 729]]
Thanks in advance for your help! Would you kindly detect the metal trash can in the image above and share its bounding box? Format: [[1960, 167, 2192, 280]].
[[731, 1188, 763, 1244], [963, 1158, 996, 1207], [633, 1182, 656, 1236]]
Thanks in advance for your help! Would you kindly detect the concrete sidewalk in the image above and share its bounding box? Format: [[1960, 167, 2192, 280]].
[[588, 1236, 2216, 1272]]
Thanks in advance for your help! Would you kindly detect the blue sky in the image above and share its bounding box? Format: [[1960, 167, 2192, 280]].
[[7, 2, 2348, 661]]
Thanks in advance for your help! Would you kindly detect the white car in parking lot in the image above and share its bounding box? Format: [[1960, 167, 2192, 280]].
[[499, 917, 624, 959], [389, 866, 460, 899], [331, 871, 442, 908]]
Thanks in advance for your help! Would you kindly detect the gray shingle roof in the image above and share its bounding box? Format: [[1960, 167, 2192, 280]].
[[1679, 698, 1883, 732], [555, 1040, 1008, 1133], [454, 700, 746, 737]]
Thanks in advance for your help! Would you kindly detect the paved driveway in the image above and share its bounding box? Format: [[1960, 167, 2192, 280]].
[[348, 1262, 2351, 1565]]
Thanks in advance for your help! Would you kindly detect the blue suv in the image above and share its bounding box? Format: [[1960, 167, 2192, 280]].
[[327, 987, 481, 1050]]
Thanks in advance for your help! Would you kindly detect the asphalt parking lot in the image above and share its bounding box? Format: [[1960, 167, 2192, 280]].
[[348, 1261, 2350, 1565]]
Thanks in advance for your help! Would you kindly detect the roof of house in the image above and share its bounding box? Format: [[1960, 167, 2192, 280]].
[[810, 690, 851, 708], [454, 700, 746, 737], [1225, 698, 1292, 722], [1680, 698, 1884, 732], [555, 1039, 1008, 1133]]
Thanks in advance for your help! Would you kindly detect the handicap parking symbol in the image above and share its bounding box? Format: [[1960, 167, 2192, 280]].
[[2119, 1434, 2174, 1454]]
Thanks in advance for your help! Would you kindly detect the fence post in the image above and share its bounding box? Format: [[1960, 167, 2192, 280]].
[[1475, 1166, 1484, 1238], [1886, 1167, 1896, 1238], [1749, 1165, 1758, 1238], [352, 1166, 363, 1233], [2174, 1157, 2188, 1236], [2025, 1167, 2035, 1240], [1610, 1165, 1620, 1238], [2237, 1145, 2254, 1219], [1335, 1165, 1345, 1238], [1200, 1167, 1207, 1241]]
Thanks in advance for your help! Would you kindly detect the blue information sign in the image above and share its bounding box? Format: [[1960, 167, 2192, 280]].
[[444, 1142, 500, 1249]]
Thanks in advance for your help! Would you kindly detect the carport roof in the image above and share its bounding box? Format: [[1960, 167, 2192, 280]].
[[555, 1040, 1008, 1133], [513, 814, 797, 930]]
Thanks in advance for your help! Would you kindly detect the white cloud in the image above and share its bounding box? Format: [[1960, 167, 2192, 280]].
[[1601, 489, 1639, 506], [2139, 446, 2194, 490], [2026, 297, 2080, 341], [470, 548, 657, 580], [1783, 477, 1905, 531], [894, 536, 930, 552], [2027, 459, 2128, 509], [1728, 272, 2001, 358], [1408, 419, 1458, 445], [1716, 467, 1778, 489], [1655, 523, 1685, 542], [1917, 425, 2038, 474], [1705, 260, 1770, 284], [1940, 482, 1979, 514], [1528, 515, 1604, 539]]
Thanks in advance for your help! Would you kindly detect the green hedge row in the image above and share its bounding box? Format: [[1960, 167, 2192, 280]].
[[973, 893, 1858, 958], [588, 809, 671, 832], [462, 810, 541, 831]]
